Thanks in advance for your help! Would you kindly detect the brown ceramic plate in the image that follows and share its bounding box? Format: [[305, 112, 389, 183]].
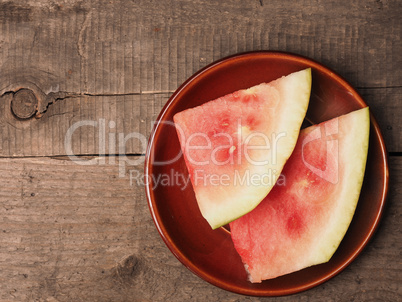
[[144, 51, 389, 296]]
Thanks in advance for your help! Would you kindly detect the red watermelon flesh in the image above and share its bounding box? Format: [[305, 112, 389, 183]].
[[174, 69, 311, 229], [229, 107, 370, 282]]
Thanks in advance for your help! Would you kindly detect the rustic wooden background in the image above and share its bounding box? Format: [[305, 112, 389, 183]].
[[0, 0, 400, 301]]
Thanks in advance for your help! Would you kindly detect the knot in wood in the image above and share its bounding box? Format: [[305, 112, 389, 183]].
[[11, 89, 38, 119]]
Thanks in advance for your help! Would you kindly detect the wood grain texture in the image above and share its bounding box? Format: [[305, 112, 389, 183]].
[[0, 0, 401, 156], [0, 156, 400, 302], [0, 0, 400, 301]]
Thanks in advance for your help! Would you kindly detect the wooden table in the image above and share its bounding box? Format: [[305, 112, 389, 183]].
[[0, 1, 400, 301]]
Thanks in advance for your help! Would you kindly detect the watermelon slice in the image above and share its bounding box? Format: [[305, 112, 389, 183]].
[[229, 107, 370, 282], [174, 69, 312, 229]]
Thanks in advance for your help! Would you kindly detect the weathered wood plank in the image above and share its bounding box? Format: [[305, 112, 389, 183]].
[[0, 0, 401, 156], [0, 93, 170, 157], [0, 0, 400, 91], [0, 87, 400, 157], [0, 156, 400, 301], [359, 87, 402, 154]]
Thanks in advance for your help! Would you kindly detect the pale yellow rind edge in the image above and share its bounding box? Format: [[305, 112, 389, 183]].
[[308, 107, 370, 264]]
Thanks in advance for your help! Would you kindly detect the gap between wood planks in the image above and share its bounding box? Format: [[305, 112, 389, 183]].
[[356, 86, 402, 90], [0, 154, 146, 159]]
